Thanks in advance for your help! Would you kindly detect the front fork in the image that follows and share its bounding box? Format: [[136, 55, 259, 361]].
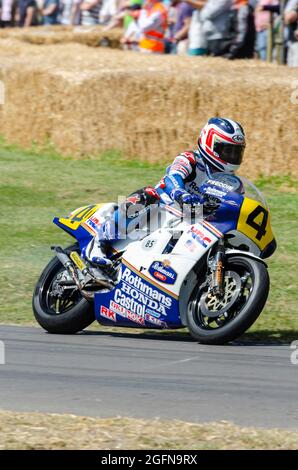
[[208, 238, 225, 298]]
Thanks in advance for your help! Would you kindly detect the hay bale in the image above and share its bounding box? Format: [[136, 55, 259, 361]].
[[0, 25, 123, 48], [0, 39, 297, 178]]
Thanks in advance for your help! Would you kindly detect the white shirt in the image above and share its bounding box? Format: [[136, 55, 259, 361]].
[[285, 0, 298, 13], [1, 0, 13, 21]]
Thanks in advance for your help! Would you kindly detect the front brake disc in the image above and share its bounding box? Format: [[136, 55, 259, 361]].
[[199, 271, 242, 318]]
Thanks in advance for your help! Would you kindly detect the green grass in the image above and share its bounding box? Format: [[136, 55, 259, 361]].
[[0, 140, 297, 343]]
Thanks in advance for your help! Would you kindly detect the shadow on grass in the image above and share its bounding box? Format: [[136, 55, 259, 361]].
[[80, 327, 298, 346]]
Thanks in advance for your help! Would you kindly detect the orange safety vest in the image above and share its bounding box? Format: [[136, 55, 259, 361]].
[[139, 3, 168, 54]]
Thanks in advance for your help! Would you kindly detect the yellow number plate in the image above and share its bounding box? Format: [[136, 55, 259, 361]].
[[237, 197, 274, 251], [58, 204, 101, 231]]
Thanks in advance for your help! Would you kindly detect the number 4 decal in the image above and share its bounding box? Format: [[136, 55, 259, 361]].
[[237, 197, 274, 251], [58, 204, 99, 231], [246, 205, 268, 241]]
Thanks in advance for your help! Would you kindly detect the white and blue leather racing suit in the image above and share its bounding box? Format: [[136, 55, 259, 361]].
[[98, 150, 214, 241], [155, 149, 215, 205]]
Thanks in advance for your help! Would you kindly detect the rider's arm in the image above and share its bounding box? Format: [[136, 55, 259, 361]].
[[162, 152, 199, 204]]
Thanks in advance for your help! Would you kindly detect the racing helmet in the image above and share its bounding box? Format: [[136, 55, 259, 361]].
[[198, 117, 246, 173]]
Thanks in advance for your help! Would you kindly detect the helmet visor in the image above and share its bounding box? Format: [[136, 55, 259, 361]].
[[214, 142, 245, 165]]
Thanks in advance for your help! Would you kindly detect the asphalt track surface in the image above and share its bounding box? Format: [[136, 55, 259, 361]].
[[0, 325, 297, 428]]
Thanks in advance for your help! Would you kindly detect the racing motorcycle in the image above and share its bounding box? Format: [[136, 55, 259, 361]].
[[33, 172, 276, 344]]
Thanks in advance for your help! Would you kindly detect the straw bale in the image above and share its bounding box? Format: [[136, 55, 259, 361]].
[[0, 39, 297, 178], [0, 25, 122, 48]]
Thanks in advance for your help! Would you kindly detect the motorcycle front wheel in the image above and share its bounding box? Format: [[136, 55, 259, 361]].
[[186, 256, 269, 345], [32, 244, 95, 334]]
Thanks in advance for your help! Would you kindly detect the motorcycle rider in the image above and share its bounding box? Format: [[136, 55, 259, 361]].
[[83, 117, 246, 266]]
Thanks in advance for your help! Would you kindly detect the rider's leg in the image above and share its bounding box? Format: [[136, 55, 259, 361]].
[[83, 187, 160, 267], [84, 238, 113, 267], [83, 216, 117, 267]]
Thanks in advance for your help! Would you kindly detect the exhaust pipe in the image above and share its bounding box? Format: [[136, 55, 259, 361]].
[[51, 246, 114, 298]]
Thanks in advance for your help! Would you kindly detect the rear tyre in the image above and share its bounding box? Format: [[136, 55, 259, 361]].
[[186, 256, 269, 345], [32, 244, 95, 334]]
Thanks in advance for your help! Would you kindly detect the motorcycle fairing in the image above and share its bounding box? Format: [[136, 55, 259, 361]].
[[94, 219, 223, 329], [236, 197, 274, 251], [53, 203, 112, 251], [94, 259, 181, 329], [206, 192, 274, 253], [205, 191, 242, 236], [54, 204, 101, 235]]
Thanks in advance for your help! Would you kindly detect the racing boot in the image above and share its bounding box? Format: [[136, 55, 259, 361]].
[[83, 235, 112, 267]]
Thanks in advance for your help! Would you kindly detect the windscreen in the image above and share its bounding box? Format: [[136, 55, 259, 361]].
[[206, 173, 268, 207]]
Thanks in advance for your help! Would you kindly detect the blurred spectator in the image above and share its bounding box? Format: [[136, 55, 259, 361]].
[[254, 0, 279, 60], [60, 0, 82, 24], [164, 1, 177, 52], [124, 0, 142, 28], [18, 0, 38, 26], [0, 0, 296, 66], [285, 0, 298, 66], [99, 0, 117, 23], [123, 0, 142, 32], [170, 0, 194, 54], [121, 3, 142, 48], [80, 0, 101, 25], [42, 0, 59, 24], [103, 0, 125, 30], [226, 0, 255, 59], [0, 0, 14, 26], [138, 0, 167, 52], [184, 0, 207, 56], [200, 0, 234, 56]]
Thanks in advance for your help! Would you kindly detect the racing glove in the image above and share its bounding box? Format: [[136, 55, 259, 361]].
[[171, 189, 202, 206]]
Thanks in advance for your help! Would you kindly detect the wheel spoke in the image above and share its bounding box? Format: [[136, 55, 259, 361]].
[[42, 267, 81, 316], [195, 267, 253, 331], [55, 298, 60, 314]]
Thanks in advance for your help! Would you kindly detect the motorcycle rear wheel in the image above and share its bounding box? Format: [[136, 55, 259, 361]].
[[32, 244, 95, 334], [186, 256, 269, 345]]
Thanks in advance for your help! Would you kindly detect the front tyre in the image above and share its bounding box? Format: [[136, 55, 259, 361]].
[[186, 256, 269, 345], [33, 245, 95, 334]]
